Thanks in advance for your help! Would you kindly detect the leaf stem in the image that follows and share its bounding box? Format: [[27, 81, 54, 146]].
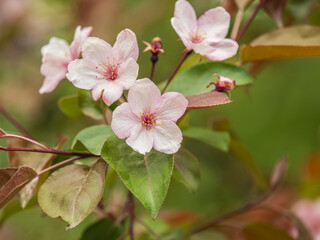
[[0, 146, 97, 157], [100, 100, 108, 125], [0, 103, 34, 139], [122, 93, 128, 102], [235, 0, 266, 41], [37, 156, 86, 176], [0, 134, 48, 149], [161, 50, 192, 94]]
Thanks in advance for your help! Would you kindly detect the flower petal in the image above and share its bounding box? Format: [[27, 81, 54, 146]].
[[70, 26, 92, 59], [128, 78, 161, 116], [205, 39, 239, 61], [197, 7, 230, 42], [99, 81, 124, 106], [174, 0, 197, 33], [111, 102, 140, 139], [40, 54, 68, 94], [113, 29, 139, 62], [157, 92, 188, 122], [126, 124, 153, 155], [81, 37, 113, 65], [41, 37, 70, 59], [152, 120, 182, 154], [116, 58, 139, 90], [189, 42, 215, 56], [171, 18, 192, 49], [66, 59, 100, 90]]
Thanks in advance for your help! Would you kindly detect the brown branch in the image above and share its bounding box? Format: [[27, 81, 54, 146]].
[[0, 146, 97, 157], [0, 134, 48, 149], [128, 192, 135, 240], [0, 103, 33, 139], [161, 50, 192, 94]]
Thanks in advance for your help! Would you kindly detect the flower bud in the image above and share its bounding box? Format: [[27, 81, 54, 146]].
[[143, 37, 165, 55]]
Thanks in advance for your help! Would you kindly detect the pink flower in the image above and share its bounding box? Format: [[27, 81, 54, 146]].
[[111, 79, 188, 155], [66, 29, 139, 106], [39, 26, 92, 94], [171, 0, 238, 61], [292, 198, 320, 240]]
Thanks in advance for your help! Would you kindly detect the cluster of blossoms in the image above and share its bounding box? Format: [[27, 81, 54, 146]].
[[39, 0, 238, 155]]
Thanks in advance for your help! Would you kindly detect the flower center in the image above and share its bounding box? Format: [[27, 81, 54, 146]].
[[99, 58, 120, 80], [190, 28, 206, 43], [139, 108, 158, 131]]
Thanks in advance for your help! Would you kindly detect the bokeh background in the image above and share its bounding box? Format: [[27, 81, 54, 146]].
[[0, 0, 320, 239]]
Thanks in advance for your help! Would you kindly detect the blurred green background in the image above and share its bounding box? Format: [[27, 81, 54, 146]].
[[0, 0, 320, 239]]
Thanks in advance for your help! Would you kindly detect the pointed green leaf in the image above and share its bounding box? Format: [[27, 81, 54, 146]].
[[173, 148, 200, 193], [101, 135, 174, 219], [81, 218, 122, 240], [182, 127, 230, 152], [58, 95, 84, 119], [38, 159, 108, 229], [78, 89, 103, 120], [72, 125, 114, 155], [165, 62, 254, 96]]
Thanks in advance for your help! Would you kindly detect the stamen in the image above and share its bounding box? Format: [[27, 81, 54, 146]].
[[139, 107, 158, 131]]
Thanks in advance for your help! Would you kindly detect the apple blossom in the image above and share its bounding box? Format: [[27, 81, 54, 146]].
[[171, 0, 238, 61], [111, 78, 188, 155], [292, 198, 320, 240], [39, 26, 92, 94], [66, 29, 139, 106]]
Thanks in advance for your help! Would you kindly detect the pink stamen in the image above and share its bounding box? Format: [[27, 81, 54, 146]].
[[138, 108, 159, 131], [190, 28, 206, 43], [98, 58, 120, 80]]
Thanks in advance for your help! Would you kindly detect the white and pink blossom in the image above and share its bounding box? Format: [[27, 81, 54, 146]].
[[111, 79, 188, 155], [171, 0, 238, 61], [66, 29, 139, 106], [292, 198, 320, 240], [39, 26, 92, 94]]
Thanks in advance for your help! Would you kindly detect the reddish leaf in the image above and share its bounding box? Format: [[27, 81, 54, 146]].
[[186, 91, 232, 110], [0, 166, 37, 208]]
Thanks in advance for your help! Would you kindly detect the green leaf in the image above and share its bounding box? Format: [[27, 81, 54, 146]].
[[81, 218, 121, 240], [58, 95, 84, 119], [173, 148, 200, 193], [242, 222, 294, 240], [72, 125, 114, 155], [78, 89, 103, 120], [230, 139, 268, 190], [241, 25, 320, 62], [165, 62, 254, 96], [0, 166, 37, 208], [101, 135, 174, 219], [182, 127, 230, 152], [38, 159, 108, 229]]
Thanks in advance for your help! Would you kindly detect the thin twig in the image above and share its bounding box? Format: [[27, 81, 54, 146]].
[[0, 134, 48, 149], [37, 156, 85, 176], [0, 146, 97, 157], [100, 100, 108, 125], [136, 218, 163, 240], [0, 103, 33, 139], [161, 51, 192, 94], [231, 9, 245, 40], [122, 93, 128, 102], [150, 61, 156, 80], [235, 0, 265, 41]]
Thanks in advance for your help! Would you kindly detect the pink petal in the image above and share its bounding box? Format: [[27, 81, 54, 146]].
[[111, 102, 140, 139], [81, 37, 113, 65], [116, 58, 139, 90], [157, 92, 188, 122], [171, 18, 192, 49], [128, 78, 161, 116], [41, 37, 70, 59], [113, 29, 139, 62], [205, 39, 239, 61], [174, 0, 197, 33], [70, 26, 92, 59], [39, 75, 65, 94], [126, 124, 153, 154], [152, 120, 182, 154], [66, 59, 100, 90], [197, 7, 231, 42], [99, 81, 124, 106], [189, 42, 215, 56]]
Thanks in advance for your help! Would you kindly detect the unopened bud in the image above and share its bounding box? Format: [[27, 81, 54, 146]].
[[143, 37, 165, 55], [207, 74, 235, 98]]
